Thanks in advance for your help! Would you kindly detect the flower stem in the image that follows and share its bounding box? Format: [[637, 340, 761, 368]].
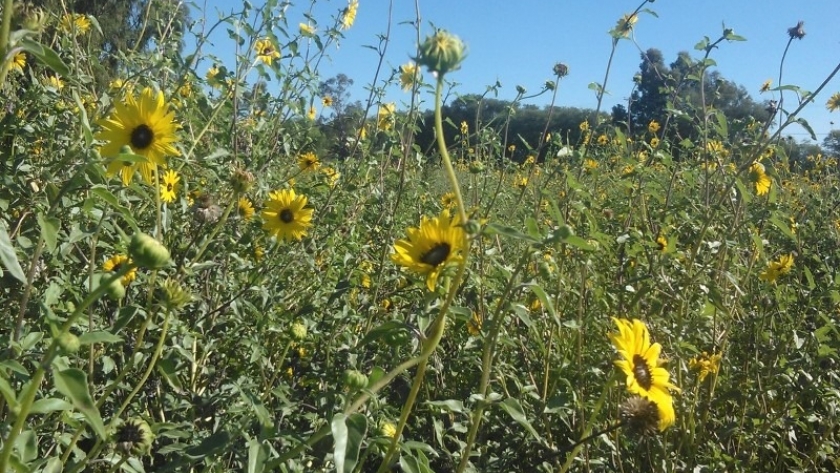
[[557, 370, 619, 473]]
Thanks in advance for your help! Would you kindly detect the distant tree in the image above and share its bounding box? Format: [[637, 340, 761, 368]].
[[823, 130, 840, 158], [629, 48, 670, 131], [611, 104, 629, 130], [317, 74, 363, 159], [32, 0, 188, 84]]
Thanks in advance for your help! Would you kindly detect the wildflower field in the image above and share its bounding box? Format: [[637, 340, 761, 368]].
[[2, 1, 840, 472]]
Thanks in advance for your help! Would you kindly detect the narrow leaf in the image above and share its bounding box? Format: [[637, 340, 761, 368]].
[[0, 222, 26, 283], [54, 368, 106, 439], [499, 398, 542, 442]]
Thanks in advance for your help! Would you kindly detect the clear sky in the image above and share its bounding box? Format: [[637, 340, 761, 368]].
[[194, 0, 840, 143]]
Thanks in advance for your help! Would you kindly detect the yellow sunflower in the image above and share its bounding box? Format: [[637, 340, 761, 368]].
[[827, 92, 840, 112], [98, 87, 180, 185], [299, 22, 316, 36], [609, 317, 679, 431], [238, 196, 255, 220], [399, 62, 419, 91], [613, 13, 638, 38], [11, 52, 25, 73], [748, 162, 771, 196], [648, 120, 660, 133], [160, 169, 180, 203], [103, 254, 137, 286], [321, 96, 333, 107], [340, 0, 359, 30], [759, 253, 794, 283], [391, 209, 467, 292], [255, 38, 280, 65], [297, 152, 321, 172], [760, 79, 772, 93], [261, 189, 313, 242]]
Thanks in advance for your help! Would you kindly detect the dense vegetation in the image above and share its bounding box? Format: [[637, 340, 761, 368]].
[[1, 1, 840, 472]]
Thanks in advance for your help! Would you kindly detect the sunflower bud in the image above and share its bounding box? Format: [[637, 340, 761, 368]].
[[342, 369, 368, 390], [57, 333, 81, 354], [416, 29, 466, 76], [128, 233, 170, 269], [160, 278, 191, 310], [230, 168, 255, 193], [94, 272, 126, 301], [114, 418, 154, 456]]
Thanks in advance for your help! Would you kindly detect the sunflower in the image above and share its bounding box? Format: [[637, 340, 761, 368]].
[[298, 152, 321, 172], [261, 189, 313, 242], [609, 318, 679, 430], [377, 103, 395, 131], [759, 253, 794, 283], [399, 62, 419, 91], [299, 22, 315, 36], [613, 13, 638, 38], [760, 79, 772, 93], [689, 351, 722, 382], [255, 38, 280, 65], [103, 254, 137, 286], [238, 196, 255, 220], [391, 209, 467, 292], [321, 96, 333, 107], [160, 170, 180, 203], [322, 166, 340, 187], [748, 162, 771, 196], [11, 52, 25, 73], [98, 87, 180, 185], [340, 0, 359, 30], [307, 106, 316, 121], [827, 92, 840, 113], [648, 120, 660, 134]]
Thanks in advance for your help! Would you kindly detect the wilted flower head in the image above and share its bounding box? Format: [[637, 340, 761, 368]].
[[787, 21, 806, 40], [553, 62, 569, 78]]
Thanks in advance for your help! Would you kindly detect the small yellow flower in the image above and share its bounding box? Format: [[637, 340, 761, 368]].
[[297, 152, 321, 172], [613, 13, 638, 38], [391, 209, 467, 292], [467, 311, 482, 336], [160, 170, 180, 203], [597, 134, 609, 146], [460, 121, 469, 135], [440, 192, 457, 209], [103, 254, 137, 286], [399, 62, 420, 91], [45, 75, 64, 90], [748, 162, 771, 196], [760, 79, 772, 93], [584, 158, 599, 172], [238, 197, 255, 220], [299, 22, 316, 36], [650, 137, 660, 148], [579, 120, 589, 132], [827, 92, 840, 112], [322, 166, 340, 187], [10, 52, 25, 73], [307, 105, 317, 120], [321, 96, 333, 107], [377, 102, 395, 131], [60, 13, 91, 34], [759, 254, 794, 283], [689, 351, 722, 382], [255, 38, 280, 65], [261, 188, 314, 242], [656, 235, 667, 252], [340, 0, 359, 30]]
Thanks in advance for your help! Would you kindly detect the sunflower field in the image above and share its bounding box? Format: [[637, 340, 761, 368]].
[[2, 0, 840, 472]]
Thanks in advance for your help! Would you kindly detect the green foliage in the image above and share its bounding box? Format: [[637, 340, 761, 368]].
[[0, 0, 839, 472]]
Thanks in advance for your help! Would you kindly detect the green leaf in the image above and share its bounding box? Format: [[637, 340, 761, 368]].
[[78, 331, 122, 345], [30, 398, 72, 414], [794, 118, 817, 141], [769, 215, 796, 241], [331, 413, 368, 473], [15, 429, 37, 463], [564, 236, 594, 251], [247, 438, 267, 473], [499, 398, 542, 442], [37, 213, 60, 254], [0, 221, 26, 283], [184, 431, 231, 459], [19, 38, 70, 76], [54, 368, 106, 440]]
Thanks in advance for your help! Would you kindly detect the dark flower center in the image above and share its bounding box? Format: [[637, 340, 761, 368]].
[[420, 243, 451, 266], [280, 209, 294, 223], [632, 354, 653, 390], [116, 422, 142, 444], [130, 124, 154, 150]]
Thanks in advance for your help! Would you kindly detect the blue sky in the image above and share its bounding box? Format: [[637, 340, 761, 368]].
[[195, 0, 840, 143]]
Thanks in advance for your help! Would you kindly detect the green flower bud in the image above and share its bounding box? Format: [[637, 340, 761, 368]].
[[93, 273, 125, 301], [160, 278, 191, 310], [416, 29, 466, 76], [57, 333, 80, 354], [342, 369, 368, 391], [114, 418, 154, 456], [128, 233, 170, 269], [557, 224, 575, 240]]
